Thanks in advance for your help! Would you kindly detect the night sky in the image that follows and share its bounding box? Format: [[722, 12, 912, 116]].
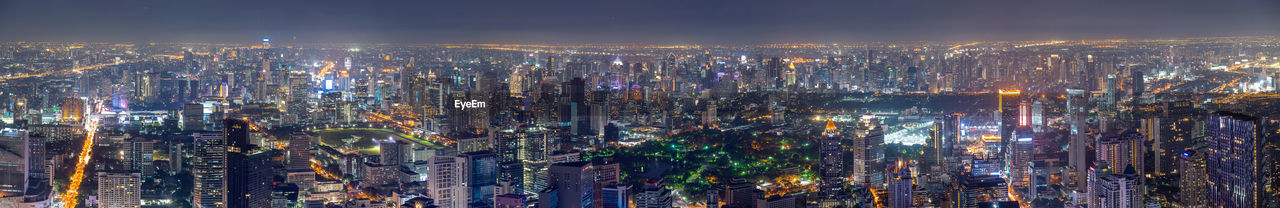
[[2, 0, 1278, 44]]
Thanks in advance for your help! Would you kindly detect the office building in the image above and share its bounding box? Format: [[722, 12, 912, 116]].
[[96, 171, 141, 208], [193, 131, 227, 207], [1206, 112, 1277, 208], [548, 161, 594, 208]]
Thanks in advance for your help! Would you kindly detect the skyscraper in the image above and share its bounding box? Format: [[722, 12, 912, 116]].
[[1206, 112, 1277, 208], [286, 70, 311, 124], [548, 161, 594, 208], [0, 129, 30, 197], [1008, 127, 1034, 200], [820, 120, 844, 196], [193, 131, 227, 208], [430, 155, 469, 208], [888, 159, 913, 208], [1096, 132, 1144, 178], [852, 114, 885, 188], [998, 90, 1020, 157], [288, 132, 312, 170], [124, 138, 154, 179], [1178, 148, 1206, 208], [183, 103, 204, 131], [1066, 88, 1089, 189], [464, 151, 498, 205]]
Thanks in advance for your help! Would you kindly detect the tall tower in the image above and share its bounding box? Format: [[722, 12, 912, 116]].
[[852, 114, 885, 188], [819, 120, 844, 196], [998, 90, 1021, 155], [286, 70, 311, 124], [1066, 88, 1089, 189], [193, 132, 227, 208]]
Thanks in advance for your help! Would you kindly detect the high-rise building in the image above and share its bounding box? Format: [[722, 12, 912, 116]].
[[183, 103, 204, 131], [378, 139, 407, 166], [1094, 166, 1141, 208], [0, 129, 30, 197], [288, 132, 312, 170], [430, 155, 469, 208], [1178, 148, 1207, 208], [124, 138, 154, 179], [1066, 88, 1089, 189], [599, 184, 630, 208], [635, 179, 672, 208], [888, 159, 913, 208], [286, 70, 311, 124], [1206, 112, 1278, 207], [548, 161, 594, 208], [1096, 132, 1144, 177], [820, 120, 844, 196], [724, 181, 758, 208], [193, 131, 227, 208], [228, 150, 273, 208], [225, 120, 272, 208], [463, 151, 498, 205], [60, 97, 85, 124], [96, 171, 141, 208], [852, 114, 885, 188], [928, 117, 944, 169], [1008, 127, 1034, 199], [1140, 117, 1164, 175], [998, 90, 1021, 154]]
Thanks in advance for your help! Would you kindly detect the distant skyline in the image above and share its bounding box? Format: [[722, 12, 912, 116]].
[[2, 0, 1278, 44]]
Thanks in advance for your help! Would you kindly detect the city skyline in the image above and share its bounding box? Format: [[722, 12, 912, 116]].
[[2, 1, 1280, 208]]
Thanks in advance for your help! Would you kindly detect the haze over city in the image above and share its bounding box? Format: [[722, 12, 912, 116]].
[[1, 1, 1280, 208]]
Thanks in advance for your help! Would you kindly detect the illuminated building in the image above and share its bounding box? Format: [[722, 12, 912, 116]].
[[820, 120, 845, 197], [429, 155, 469, 208], [193, 131, 227, 208], [1140, 117, 1164, 175], [1206, 112, 1278, 208], [852, 114, 885, 188], [1095, 166, 1141, 208], [928, 117, 943, 169], [60, 97, 84, 124], [286, 70, 311, 124], [379, 139, 407, 166], [124, 138, 154, 179], [1178, 148, 1206, 208], [1007, 127, 1034, 201], [96, 171, 141, 208], [463, 151, 498, 205], [600, 184, 630, 208], [1066, 88, 1089, 189], [1096, 132, 1144, 178], [888, 159, 913, 208], [998, 89, 1020, 157]]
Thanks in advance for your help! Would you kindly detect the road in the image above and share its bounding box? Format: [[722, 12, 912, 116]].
[[58, 104, 101, 207]]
